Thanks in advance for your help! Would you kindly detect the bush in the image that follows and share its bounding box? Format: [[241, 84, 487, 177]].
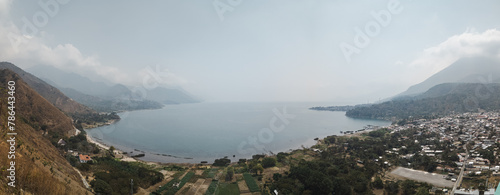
[[262, 157, 277, 168], [91, 157, 162, 194], [368, 129, 390, 138], [324, 136, 336, 144], [277, 152, 288, 163], [213, 158, 231, 166], [91, 179, 113, 194], [373, 177, 384, 189]]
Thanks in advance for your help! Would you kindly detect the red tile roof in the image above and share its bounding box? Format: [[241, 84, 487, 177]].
[[79, 154, 92, 161]]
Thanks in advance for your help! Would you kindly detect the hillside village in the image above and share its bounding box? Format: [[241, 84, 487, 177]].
[[379, 112, 500, 194]]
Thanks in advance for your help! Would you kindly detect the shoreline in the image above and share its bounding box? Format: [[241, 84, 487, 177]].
[[85, 134, 138, 162], [85, 133, 197, 166], [85, 125, 386, 166], [84, 107, 388, 165]]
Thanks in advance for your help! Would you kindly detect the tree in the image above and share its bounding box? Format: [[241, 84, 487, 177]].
[[402, 180, 417, 195], [91, 179, 113, 194], [426, 162, 438, 173], [109, 146, 115, 153], [324, 136, 336, 144], [277, 152, 288, 163], [385, 181, 399, 195], [262, 157, 277, 168], [93, 147, 100, 154], [213, 158, 231, 166], [415, 187, 430, 195], [255, 164, 264, 175], [372, 177, 384, 189], [226, 167, 234, 181], [273, 173, 282, 181]]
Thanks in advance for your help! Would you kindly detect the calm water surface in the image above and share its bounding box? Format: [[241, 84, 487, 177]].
[[86, 102, 390, 163]]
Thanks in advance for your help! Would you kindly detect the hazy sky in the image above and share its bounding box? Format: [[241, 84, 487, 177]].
[[1, 0, 500, 103]]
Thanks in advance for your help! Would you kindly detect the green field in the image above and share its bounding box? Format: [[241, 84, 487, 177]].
[[215, 183, 240, 195], [179, 172, 195, 188], [204, 180, 218, 195], [150, 171, 195, 195], [243, 173, 260, 192]]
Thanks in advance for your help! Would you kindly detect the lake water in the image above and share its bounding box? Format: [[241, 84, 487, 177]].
[[86, 102, 390, 163]]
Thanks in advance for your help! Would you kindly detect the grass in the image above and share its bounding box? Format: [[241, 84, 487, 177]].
[[215, 182, 240, 195], [243, 173, 260, 192]]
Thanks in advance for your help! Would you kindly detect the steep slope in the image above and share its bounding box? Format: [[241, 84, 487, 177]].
[[0, 62, 93, 114], [398, 57, 500, 97], [0, 69, 88, 194]]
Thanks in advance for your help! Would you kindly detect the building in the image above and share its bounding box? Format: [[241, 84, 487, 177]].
[[455, 189, 495, 195], [79, 154, 92, 163], [57, 139, 66, 146]]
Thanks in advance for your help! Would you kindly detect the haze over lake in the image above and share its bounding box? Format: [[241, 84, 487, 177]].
[[86, 102, 390, 163]]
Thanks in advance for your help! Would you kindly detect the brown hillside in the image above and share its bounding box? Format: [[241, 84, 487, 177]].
[[0, 69, 89, 194], [0, 62, 93, 115]]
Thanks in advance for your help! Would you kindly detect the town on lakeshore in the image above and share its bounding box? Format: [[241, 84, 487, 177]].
[[2, 1, 500, 195], [65, 111, 500, 194]]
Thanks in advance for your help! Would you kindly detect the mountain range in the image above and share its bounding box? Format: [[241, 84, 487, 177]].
[[26, 65, 200, 112], [0, 62, 183, 194], [345, 56, 500, 120], [0, 62, 93, 115], [396, 56, 500, 98]]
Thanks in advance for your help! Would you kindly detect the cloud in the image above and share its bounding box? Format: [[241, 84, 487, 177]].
[[0, 1, 128, 84], [137, 65, 191, 89], [409, 28, 500, 73], [0, 0, 12, 17], [406, 28, 500, 83]]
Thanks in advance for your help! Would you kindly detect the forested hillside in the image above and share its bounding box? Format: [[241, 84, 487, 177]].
[[347, 83, 500, 120]]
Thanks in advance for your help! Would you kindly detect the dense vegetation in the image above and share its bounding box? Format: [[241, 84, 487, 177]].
[[347, 83, 500, 120], [213, 157, 231, 166], [269, 128, 451, 194], [90, 157, 163, 195], [69, 112, 121, 126]]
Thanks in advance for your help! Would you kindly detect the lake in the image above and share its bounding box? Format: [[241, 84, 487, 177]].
[[85, 102, 390, 163]]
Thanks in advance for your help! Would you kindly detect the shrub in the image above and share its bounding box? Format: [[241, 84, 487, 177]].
[[262, 157, 277, 168]]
